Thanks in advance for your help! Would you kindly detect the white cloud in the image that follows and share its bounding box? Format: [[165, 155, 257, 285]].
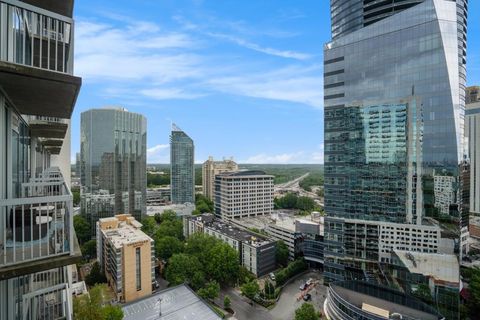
[[242, 144, 324, 164], [208, 65, 323, 108], [140, 88, 206, 100], [206, 32, 311, 60], [147, 144, 169, 163]]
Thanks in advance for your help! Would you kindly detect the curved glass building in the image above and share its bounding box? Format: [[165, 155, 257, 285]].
[[170, 124, 195, 204], [324, 1, 468, 318]]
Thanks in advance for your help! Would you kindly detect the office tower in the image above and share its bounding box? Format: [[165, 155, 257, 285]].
[[0, 0, 82, 319], [96, 214, 155, 302], [202, 156, 239, 201], [466, 89, 480, 216], [170, 124, 195, 204], [324, 1, 467, 318], [80, 107, 147, 233], [214, 171, 274, 220], [75, 152, 81, 177]]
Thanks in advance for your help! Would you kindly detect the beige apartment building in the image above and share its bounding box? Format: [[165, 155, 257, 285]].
[[202, 156, 239, 201], [97, 214, 155, 303]]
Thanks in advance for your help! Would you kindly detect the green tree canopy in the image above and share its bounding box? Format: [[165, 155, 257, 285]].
[[197, 280, 220, 301], [85, 261, 107, 286], [241, 280, 260, 300], [155, 235, 184, 260], [103, 305, 124, 320], [184, 233, 219, 265], [73, 284, 109, 320], [165, 253, 203, 286], [81, 239, 97, 260], [224, 295, 231, 309], [141, 216, 157, 237], [155, 219, 184, 240], [468, 267, 480, 316], [295, 303, 319, 320], [296, 196, 316, 211], [74, 215, 91, 245], [155, 210, 177, 224], [205, 242, 239, 285], [275, 240, 289, 267]]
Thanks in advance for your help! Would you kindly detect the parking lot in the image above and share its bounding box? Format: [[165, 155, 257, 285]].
[[269, 271, 326, 320]]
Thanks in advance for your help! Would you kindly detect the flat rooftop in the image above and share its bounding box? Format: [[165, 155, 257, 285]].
[[394, 250, 459, 284], [103, 222, 152, 249], [233, 211, 320, 233], [122, 284, 221, 320], [206, 219, 273, 247]]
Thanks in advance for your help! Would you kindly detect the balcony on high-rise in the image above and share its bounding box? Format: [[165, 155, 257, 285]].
[[0, 0, 81, 118], [0, 166, 81, 280]]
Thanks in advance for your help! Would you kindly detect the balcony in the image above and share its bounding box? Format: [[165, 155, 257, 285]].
[[0, 0, 81, 118], [0, 167, 81, 280], [28, 116, 68, 139]]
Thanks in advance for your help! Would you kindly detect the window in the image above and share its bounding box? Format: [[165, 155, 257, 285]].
[[136, 247, 141, 291]]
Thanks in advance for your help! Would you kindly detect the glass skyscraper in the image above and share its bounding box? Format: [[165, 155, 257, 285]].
[[170, 124, 195, 204], [81, 107, 147, 230], [324, 1, 467, 318]]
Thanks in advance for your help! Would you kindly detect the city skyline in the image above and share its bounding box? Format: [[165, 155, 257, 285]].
[[70, 0, 480, 164]]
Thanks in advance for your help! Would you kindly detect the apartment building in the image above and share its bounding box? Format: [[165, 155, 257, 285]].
[[184, 214, 276, 277], [214, 171, 274, 220], [0, 0, 82, 319], [97, 214, 155, 303], [202, 156, 238, 201]]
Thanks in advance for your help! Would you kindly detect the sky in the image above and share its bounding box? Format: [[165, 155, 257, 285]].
[[71, 0, 480, 164]]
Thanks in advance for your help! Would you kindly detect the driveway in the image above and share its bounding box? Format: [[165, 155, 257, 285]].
[[269, 271, 326, 320], [216, 287, 273, 320]]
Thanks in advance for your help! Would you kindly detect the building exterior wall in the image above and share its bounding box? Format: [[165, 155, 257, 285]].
[[323, 0, 467, 292], [214, 171, 274, 220], [81, 108, 147, 226], [466, 101, 480, 215], [202, 157, 238, 201], [170, 124, 195, 204], [122, 241, 153, 302]]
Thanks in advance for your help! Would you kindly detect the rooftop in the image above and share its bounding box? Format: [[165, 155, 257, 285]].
[[394, 250, 459, 285], [190, 214, 274, 247], [122, 284, 221, 320], [218, 170, 274, 178], [100, 217, 152, 249]]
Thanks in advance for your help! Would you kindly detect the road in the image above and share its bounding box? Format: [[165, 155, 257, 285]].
[[215, 287, 273, 320], [275, 173, 310, 190]]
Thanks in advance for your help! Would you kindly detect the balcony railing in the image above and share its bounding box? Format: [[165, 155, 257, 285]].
[[22, 283, 71, 320], [0, 0, 73, 74], [0, 167, 73, 267]]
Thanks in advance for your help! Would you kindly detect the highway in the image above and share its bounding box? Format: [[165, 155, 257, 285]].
[[274, 172, 324, 207]]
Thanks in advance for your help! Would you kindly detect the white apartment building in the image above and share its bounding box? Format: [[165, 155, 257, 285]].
[[433, 174, 456, 215], [214, 171, 274, 220], [466, 100, 480, 215], [202, 156, 238, 201]]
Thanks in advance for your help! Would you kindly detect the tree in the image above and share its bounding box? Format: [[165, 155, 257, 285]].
[[191, 271, 206, 291], [156, 219, 184, 240], [72, 189, 81, 206], [296, 196, 315, 212], [155, 236, 183, 260], [224, 295, 231, 309], [82, 239, 97, 260], [264, 281, 275, 299], [141, 216, 157, 237], [238, 266, 255, 285], [205, 242, 239, 285], [185, 233, 219, 265], [241, 280, 260, 300], [155, 210, 177, 224], [85, 262, 107, 286], [197, 281, 220, 301], [73, 284, 108, 320], [74, 215, 91, 245], [412, 283, 433, 304], [275, 240, 289, 267], [295, 303, 319, 320], [165, 254, 203, 286], [275, 193, 298, 209], [103, 305, 124, 320]]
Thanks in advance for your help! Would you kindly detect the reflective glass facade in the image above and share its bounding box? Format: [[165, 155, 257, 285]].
[[80, 108, 147, 223], [324, 3, 467, 315], [170, 124, 195, 204]]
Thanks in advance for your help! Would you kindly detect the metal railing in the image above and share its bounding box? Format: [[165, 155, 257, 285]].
[[0, 0, 74, 74], [28, 116, 68, 125], [0, 167, 73, 267], [22, 283, 71, 320]]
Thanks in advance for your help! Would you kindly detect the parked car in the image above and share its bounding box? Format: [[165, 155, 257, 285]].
[[303, 293, 312, 301], [269, 273, 276, 281], [299, 283, 307, 290], [306, 278, 313, 286]]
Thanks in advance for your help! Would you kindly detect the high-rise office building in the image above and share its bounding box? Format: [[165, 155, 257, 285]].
[[81, 107, 147, 233], [214, 171, 274, 220], [0, 0, 82, 318], [466, 89, 480, 216], [170, 124, 195, 204], [202, 156, 238, 201], [324, 1, 467, 318]]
